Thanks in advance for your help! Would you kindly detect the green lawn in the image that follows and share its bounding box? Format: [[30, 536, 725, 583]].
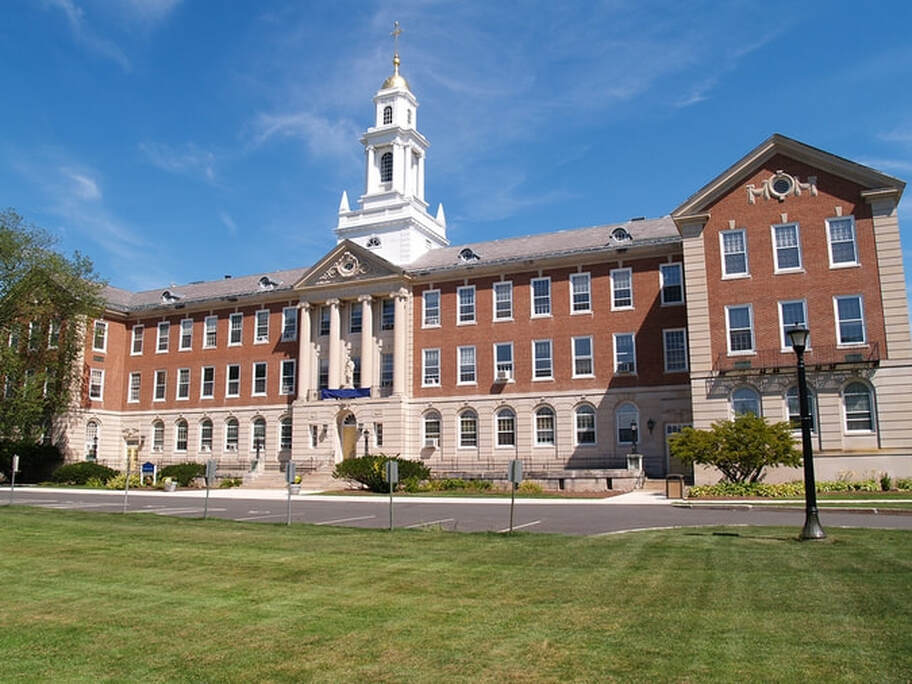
[[1, 508, 910, 682]]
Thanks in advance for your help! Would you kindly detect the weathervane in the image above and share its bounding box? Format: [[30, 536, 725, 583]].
[[391, 21, 402, 55]]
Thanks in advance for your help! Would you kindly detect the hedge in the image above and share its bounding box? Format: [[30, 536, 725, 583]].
[[332, 455, 430, 492], [1, 441, 64, 483], [159, 462, 205, 487], [50, 462, 119, 485]]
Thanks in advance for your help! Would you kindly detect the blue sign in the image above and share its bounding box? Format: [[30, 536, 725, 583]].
[[141, 461, 155, 474]]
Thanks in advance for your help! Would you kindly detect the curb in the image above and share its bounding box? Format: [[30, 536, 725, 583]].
[[672, 502, 912, 516]]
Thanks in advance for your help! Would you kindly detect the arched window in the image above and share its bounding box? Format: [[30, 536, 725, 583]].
[[200, 419, 213, 452], [380, 152, 393, 183], [575, 405, 597, 445], [616, 403, 639, 444], [382, 105, 392, 125], [85, 420, 98, 461], [424, 411, 441, 447], [279, 417, 292, 450], [459, 410, 478, 448], [252, 417, 266, 451], [535, 406, 555, 446], [175, 419, 188, 452], [225, 418, 239, 451], [152, 420, 164, 452], [732, 387, 761, 416], [786, 387, 816, 433], [496, 408, 516, 447], [843, 382, 875, 432]]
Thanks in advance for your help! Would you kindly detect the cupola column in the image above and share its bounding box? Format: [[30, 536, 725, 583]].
[[392, 289, 408, 395]]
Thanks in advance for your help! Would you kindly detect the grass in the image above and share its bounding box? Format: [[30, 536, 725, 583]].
[[1, 508, 910, 682]]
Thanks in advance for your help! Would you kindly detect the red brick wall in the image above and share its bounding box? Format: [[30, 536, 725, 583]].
[[82, 318, 127, 410]]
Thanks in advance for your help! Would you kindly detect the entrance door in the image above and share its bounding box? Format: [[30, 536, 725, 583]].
[[340, 414, 358, 460], [665, 423, 693, 478]]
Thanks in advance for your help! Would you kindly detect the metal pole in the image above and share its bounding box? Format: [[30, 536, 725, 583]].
[[122, 456, 131, 514], [286, 483, 293, 526], [389, 473, 394, 531], [509, 482, 516, 533], [8, 455, 17, 506], [204, 476, 210, 520], [796, 347, 825, 540]]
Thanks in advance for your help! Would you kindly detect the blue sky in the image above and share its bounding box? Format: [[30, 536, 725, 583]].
[[3, 1, 912, 312]]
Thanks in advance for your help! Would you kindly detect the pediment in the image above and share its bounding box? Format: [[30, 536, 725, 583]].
[[295, 240, 404, 289]]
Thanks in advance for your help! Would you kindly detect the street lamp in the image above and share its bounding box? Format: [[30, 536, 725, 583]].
[[787, 326, 826, 541], [630, 421, 639, 453], [92, 434, 98, 462]]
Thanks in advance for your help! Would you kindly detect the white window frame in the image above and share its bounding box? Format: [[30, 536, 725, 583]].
[[422, 348, 441, 387], [663, 328, 688, 372], [176, 368, 190, 400], [279, 417, 293, 451], [92, 320, 107, 353], [156, 321, 170, 353], [202, 316, 217, 349], [534, 406, 555, 446], [613, 333, 637, 374], [778, 300, 809, 351], [423, 411, 441, 447], [659, 263, 684, 306], [785, 386, 817, 434], [48, 319, 60, 350], [493, 342, 514, 382], [199, 419, 213, 453], [834, 295, 866, 347], [131, 324, 143, 355], [456, 285, 476, 325], [88, 368, 104, 400], [569, 272, 592, 314], [152, 421, 164, 452], [457, 345, 477, 385], [572, 336, 594, 378], [422, 289, 441, 328], [225, 419, 239, 451], [179, 318, 193, 351], [226, 364, 240, 398], [281, 307, 298, 342], [493, 281, 513, 321], [532, 339, 553, 380], [826, 216, 859, 268], [280, 359, 296, 395], [153, 370, 166, 402], [251, 417, 267, 451], [349, 303, 362, 334], [495, 408, 516, 448], [200, 366, 215, 399], [175, 420, 188, 452], [574, 404, 597, 446], [616, 403, 639, 445], [254, 309, 270, 344], [610, 268, 633, 310], [252, 362, 267, 396], [228, 313, 243, 346], [373, 422, 383, 448], [457, 410, 478, 449], [380, 353, 394, 387], [720, 228, 749, 278], [842, 381, 876, 433], [771, 222, 803, 273], [530, 277, 552, 318], [127, 371, 141, 403], [725, 304, 755, 355]]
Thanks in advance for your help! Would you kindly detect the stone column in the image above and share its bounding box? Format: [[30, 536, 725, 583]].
[[359, 295, 374, 392], [392, 288, 408, 395], [327, 299, 341, 389], [366, 146, 375, 194], [297, 300, 312, 400]]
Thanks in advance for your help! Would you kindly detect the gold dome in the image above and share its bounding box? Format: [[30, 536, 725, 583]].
[[381, 53, 410, 91]]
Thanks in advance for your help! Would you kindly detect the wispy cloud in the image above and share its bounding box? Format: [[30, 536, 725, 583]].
[[218, 210, 238, 236], [118, 0, 183, 25], [250, 112, 361, 165], [60, 167, 101, 200], [858, 158, 912, 174], [42, 0, 131, 71], [139, 141, 217, 183], [878, 127, 912, 144]]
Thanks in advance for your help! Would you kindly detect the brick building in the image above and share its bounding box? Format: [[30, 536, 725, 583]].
[[64, 52, 912, 487]]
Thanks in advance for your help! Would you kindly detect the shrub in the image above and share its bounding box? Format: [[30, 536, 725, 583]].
[[895, 478, 912, 491], [218, 477, 243, 489], [688, 479, 886, 498], [159, 462, 205, 487], [50, 461, 118, 485], [332, 454, 430, 493], [105, 473, 142, 489], [517, 481, 544, 494], [1, 441, 64, 484], [880, 473, 893, 491]]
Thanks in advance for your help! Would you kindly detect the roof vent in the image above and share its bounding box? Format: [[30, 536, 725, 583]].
[[224, 275, 232, 279], [630, 216, 646, 221], [258, 276, 279, 291], [458, 248, 480, 263]]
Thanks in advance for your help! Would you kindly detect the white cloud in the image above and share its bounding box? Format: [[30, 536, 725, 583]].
[[42, 0, 131, 71], [117, 0, 183, 24], [218, 210, 238, 236], [250, 112, 361, 165], [139, 141, 217, 183], [61, 167, 101, 200]]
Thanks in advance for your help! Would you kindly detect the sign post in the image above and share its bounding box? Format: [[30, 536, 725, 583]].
[[285, 461, 296, 526], [507, 460, 523, 533], [8, 454, 19, 506], [122, 447, 135, 514], [204, 459, 217, 519], [385, 459, 399, 530]]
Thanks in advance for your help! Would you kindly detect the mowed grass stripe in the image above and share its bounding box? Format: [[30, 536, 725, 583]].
[[0, 507, 910, 682]]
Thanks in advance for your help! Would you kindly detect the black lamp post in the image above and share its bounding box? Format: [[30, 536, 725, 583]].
[[786, 326, 826, 540], [92, 435, 98, 462], [630, 421, 639, 453]]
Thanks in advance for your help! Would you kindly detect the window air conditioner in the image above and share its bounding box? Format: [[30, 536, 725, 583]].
[[424, 438, 439, 448], [495, 369, 512, 383], [617, 362, 634, 373]]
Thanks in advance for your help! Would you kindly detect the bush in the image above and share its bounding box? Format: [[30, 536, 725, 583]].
[[218, 477, 243, 489], [517, 481, 544, 494], [105, 473, 142, 489], [1, 441, 64, 483], [159, 462, 205, 487], [332, 455, 431, 493], [688, 479, 885, 498], [895, 478, 912, 491], [50, 461, 118, 485], [880, 473, 893, 492]]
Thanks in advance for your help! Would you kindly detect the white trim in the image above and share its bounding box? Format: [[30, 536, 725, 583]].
[[422, 348, 441, 387], [833, 294, 867, 347], [612, 332, 637, 374], [777, 299, 809, 351], [92, 320, 108, 353], [494, 406, 517, 449], [771, 222, 804, 274], [724, 303, 755, 355], [199, 418, 214, 453], [533, 405, 556, 446], [252, 361, 268, 396], [456, 285, 476, 325], [175, 367, 191, 400], [279, 359, 296, 395], [174, 418, 189, 453], [532, 338, 553, 381], [571, 335, 594, 378], [841, 379, 877, 434], [662, 328, 688, 373], [530, 277, 552, 318], [88, 368, 104, 401], [569, 272, 592, 314], [254, 309, 270, 344], [224, 417, 240, 451], [127, 371, 141, 403], [153, 369, 166, 402], [156, 321, 170, 354], [730, 386, 762, 418], [615, 402, 639, 445], [178, 318, 193, 351], [456, 345, 477, 385], [573, 403, 597, 446], [492, 280, 513, 321], [203, 315, 218, 349], [130, 324, 144, 356], [719, 228, 749, 278], [610, 268, 633, 311], [200, 366, 215, 400], [659, 262, 684, 306], [281, 306, 298, 342], [228, 313, 243, 347], [493, 341, 514, 383], [456, 408, 479, 449], [225, 364, 240, 398], [826, 215, 859, 269], [422, 289, 441, 328]]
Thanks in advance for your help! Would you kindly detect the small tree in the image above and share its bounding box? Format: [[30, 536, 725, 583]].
[[669, 413, 801, 483]]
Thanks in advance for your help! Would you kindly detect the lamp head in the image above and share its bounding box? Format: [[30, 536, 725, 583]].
[[787, 326, 810, 352]]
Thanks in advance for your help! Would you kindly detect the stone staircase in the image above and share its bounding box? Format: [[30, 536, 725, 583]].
[[242, 467, 337, 491]]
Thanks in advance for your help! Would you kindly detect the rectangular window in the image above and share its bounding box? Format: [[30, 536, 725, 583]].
[[422, 348, 440, 386], [458, 345, 476, 384], [201, 366, 215, 399], [280, 359, 296, 395], [318, 358, 329, 390], [827, 216, 858, 267], [226, 364, 240, 397], [380, 353, 394, 387], [350, 303, 362, 333], [610, 268, 633, 309], [154, 370, 166, 401], [772, 223, 802, 272], [663, 328, 688, 372], [720, 229, 749, 277], [280, 420, 293, 450], [89, 368, 104, 400], [533, 339, 553, 379], [176, 368, 190, 400], [374, 422, 383, 447], [157, 321, 170, 353], [255, 309, 270, 343], [572, 336, 594, 377], [381, 299, 395, 330], [27, 321, 39, 351], [48, 320, 60, 349], [203, 316, 218, 348], [726, 304, 755, 354], [423, 290, 441, 327], [613, 333, 637, 374], [319, 306, 331, 336], [494, 342, 513, 381], [531, 277, 551, 317], [131, 324, 144, 355], [457, 285, 476, 324], [352, 357, 361, 387], [128, 372, 141, 403], [779, 300, 809, 350], [179, 318, 193, 350], [493, 281, 513, 320], [282, 307, 298, 342], [660, 263, 684, 305], [92, 321, 107, 352], [835, 295, 866, 345], [309, 424, 319, 448], [253, 362, 267, 395], [229, 313, 243, 346], [570, 273, 591, 313]]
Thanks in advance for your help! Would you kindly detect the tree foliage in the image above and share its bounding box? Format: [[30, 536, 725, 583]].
[[668, 413, 802, 483], [0, 209, 105, 441]]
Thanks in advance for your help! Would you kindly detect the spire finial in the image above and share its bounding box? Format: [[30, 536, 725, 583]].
[[391, 21, 403, 74]]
